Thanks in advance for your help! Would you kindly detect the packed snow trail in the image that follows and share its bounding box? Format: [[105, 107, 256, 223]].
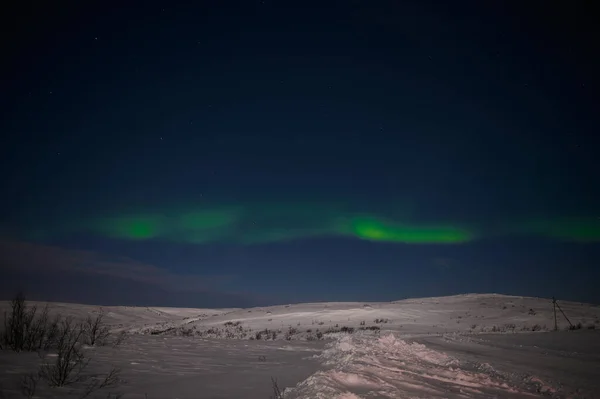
[[285, 333, 551, 399]]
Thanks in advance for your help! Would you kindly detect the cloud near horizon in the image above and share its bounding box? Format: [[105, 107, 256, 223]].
[[0, 239, 262, 307]]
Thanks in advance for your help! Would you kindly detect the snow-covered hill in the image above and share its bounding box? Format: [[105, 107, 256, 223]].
[[1, 294, 598, 398], [122, 293, 600, 339]]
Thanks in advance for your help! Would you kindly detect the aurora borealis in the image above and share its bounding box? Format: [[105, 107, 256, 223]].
[[2, 1, 598, 306], [45, 204, 475, 244], [31, 204, 600, 245]]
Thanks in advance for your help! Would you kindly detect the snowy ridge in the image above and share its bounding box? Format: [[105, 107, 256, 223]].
[[285, 333, 551, 399]]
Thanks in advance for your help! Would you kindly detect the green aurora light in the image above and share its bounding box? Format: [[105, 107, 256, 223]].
[[95, 215, 165, 240], [47, 204, 475, 244], [350, 217, 472, 243], [514, 217, 600, 242], [30, 203, 599, 245]]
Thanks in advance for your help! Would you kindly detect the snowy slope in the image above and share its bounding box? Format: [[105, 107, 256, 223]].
[[133, 293, 600, 339]]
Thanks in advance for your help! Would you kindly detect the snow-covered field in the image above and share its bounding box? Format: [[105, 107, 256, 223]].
[[1, 294, 599, 398]]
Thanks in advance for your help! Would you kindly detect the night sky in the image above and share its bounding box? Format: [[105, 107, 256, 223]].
[[1, 1, 598, 307]]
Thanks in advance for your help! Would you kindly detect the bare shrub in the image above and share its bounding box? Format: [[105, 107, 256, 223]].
[[37, 316, 122, 396], [83, 309, 111, 346], [2, 292, 28, 351], [284, 327, 298, 341], [39, 317, 88, 387], [23, 305, 48, 351], [1, 292, 59, 352]]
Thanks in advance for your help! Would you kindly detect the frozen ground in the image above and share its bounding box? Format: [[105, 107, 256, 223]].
[[0, 336, 324, 398], [1, 294, 599, 398]]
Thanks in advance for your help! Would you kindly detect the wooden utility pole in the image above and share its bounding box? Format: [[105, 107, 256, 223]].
[[552, 296, 573, 330], [552, 297, 558, 331]]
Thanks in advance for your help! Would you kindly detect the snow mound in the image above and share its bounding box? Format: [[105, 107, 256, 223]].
[[285, 333, 543, 398]]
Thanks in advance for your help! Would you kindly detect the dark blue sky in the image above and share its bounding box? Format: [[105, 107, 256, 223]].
[[1, 1, 598, 306]]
